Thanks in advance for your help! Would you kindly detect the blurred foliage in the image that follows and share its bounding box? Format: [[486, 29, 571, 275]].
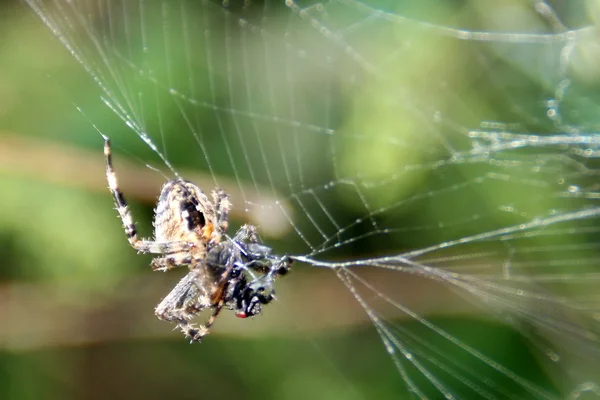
[[0, 319, 550, 400]]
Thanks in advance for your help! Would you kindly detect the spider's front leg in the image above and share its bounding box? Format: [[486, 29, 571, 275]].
[[103, 136, 194, 256]]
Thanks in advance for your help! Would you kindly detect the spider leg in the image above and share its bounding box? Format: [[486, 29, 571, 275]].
[[154, 270, 210, 340], [211, 189, 231, 234], [183, 267, 234, 342], [154, 267, 233, 342], [204, 276, 230, 329], [151, 254, 194, 271], [103, 137, 193, 255], [233, 224, 259, 242]]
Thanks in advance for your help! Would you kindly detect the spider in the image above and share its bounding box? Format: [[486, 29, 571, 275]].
[[103, 136, 291, 342]]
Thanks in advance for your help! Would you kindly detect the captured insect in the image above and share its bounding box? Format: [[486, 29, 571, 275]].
[[103, 136, 291, 342]]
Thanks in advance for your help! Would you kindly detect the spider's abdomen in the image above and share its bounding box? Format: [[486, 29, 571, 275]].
[[153, 179, 215, 248]]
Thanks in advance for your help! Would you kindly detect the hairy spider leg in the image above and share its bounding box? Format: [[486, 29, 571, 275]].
[[186, 266, 235, 342], [103, 136, 192, 255], [211, 189, 231, 233], [154, 265, 238, 342], [154, 270, 208, 339]]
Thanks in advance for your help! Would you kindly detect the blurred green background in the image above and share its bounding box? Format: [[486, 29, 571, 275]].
[[1, 0, 599, 399]]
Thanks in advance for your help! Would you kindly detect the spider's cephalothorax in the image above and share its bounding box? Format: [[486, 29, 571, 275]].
[[103, 136, 291, 342]]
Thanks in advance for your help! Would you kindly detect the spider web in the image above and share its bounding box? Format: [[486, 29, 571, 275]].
[[24, 0, 600, 398]]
